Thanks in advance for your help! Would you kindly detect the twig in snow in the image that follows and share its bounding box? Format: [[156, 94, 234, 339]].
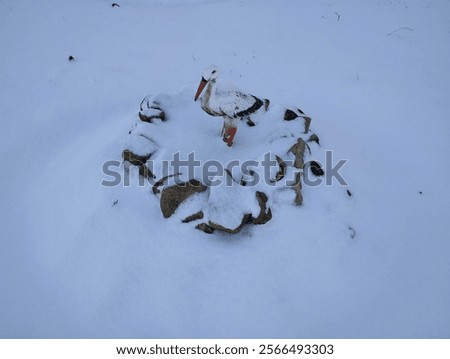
[[348, 226, 356, 239], [334, 11, 341, 21], [387, 27, 412, 36], [112, 3, 120, 7]]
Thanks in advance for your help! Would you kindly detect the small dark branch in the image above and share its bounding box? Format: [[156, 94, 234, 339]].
[[112, 3, 120, 7], [387, 27, 412, 36], [68, 55, 75, 61], [334, 11, 341, 21], [348, 226, 356, 239]]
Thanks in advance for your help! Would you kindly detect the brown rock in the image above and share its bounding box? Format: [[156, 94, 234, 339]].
[[273, 155, 286, 182], [293, 172, 303, 205], [252, 191, 272, 225], [160, 179, 207, 218], [139, 165, 155, 179], [303, 116, 311, 133], [308, 160, 324, 176], [122, 149, 151, 166], [138, 108, 166, 123], [284, 109, 298, 121], [283, 108, 311, 133], [308, 133, 320, 145], [152, 174, 179, 195], [196, 223, 215, 234], [288, 138, 306, 169], [182, 211, 204, 223], [208, 214, 252, 234]]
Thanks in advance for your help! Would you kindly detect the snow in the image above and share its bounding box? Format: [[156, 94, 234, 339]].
[[1, 0, 450, 338], [207, 176, 258, 230]]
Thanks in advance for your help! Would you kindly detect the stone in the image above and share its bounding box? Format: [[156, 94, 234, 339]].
[[208, 214, 252, 234], [122, 149, 150, 166], [308, 160, 324, 176], [283, 108, 311, 133], [152, 174, 179, 195], [308, 133, 320, 145], [274, 155, 286, 182], [160, 179, 207, 218], [139, 165, 155, 179], [182, 211, 204, 223], [293, 172, 303, 206], [139, 108, 165, 123], [284, 109, 298, 121], [303, 116, 312, 133], [288, 138, 306, 169], [196, 223, 215, 234], [252, 191, 272, 225]]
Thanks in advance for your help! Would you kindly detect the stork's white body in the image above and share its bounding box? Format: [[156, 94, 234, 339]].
[[194, 66, 268, 146]]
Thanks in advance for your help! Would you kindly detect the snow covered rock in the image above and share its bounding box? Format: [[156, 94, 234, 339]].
[[139, 95, 166, 123], [182, 211, 204, 223], [160, 179, 207, 218]]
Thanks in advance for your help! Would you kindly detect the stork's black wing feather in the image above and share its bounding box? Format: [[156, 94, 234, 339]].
[[235, 96, 263, 118]]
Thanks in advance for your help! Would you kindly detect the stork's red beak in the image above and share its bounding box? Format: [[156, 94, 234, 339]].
[[194, 77, 207, 101]]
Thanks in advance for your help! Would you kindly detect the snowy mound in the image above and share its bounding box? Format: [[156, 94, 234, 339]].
[[123, 87, 323, 234]]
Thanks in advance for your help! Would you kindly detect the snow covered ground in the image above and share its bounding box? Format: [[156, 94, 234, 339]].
[[1, 0, 449, 338]]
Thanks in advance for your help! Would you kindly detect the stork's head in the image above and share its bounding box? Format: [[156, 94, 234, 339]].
[[194, 65, 220, 101]]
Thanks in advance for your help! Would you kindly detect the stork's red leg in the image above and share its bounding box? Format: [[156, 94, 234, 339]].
[[222, 118, 237, 147], [224, 127, 237, 147]]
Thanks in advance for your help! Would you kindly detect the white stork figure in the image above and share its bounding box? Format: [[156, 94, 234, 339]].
[[194, 66, 269, 147]]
